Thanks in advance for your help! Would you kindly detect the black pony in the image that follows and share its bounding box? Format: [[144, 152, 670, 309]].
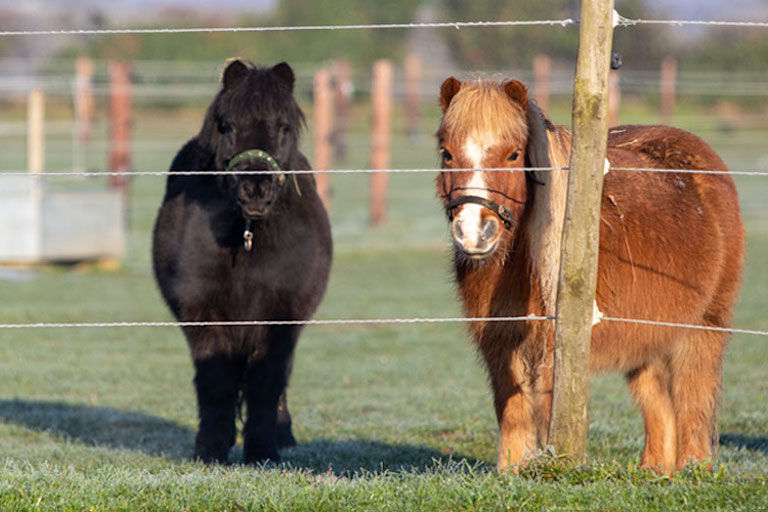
[[152, 60, 332, 464]]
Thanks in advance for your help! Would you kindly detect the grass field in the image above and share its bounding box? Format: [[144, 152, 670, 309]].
[[0, 97, 767, 510]]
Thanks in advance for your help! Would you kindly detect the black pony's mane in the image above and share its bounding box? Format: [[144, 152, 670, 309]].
[[198, 63, 306, 156]]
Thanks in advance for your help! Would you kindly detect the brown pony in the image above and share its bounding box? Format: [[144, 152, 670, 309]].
[[435, 77, 744, 474]]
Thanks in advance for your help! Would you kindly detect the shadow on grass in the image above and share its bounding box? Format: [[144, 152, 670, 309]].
[[278, 438, 488, 476], [720, 433, 768, 455], [0, 399, 486, 474], [0, 399, 194, 459]]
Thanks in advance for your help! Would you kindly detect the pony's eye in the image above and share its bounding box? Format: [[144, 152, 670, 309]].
[[441, 148, 453, 163], [507, 151, 520, 162], [217, 118, 232, 134]]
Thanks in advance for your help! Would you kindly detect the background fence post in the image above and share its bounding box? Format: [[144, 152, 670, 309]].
[[533, 54, 551, 112], [370, 59, 392, 226], [608, 70, 620, 127], [75, 56, 94, 143], [332, 58, 352, 162], [74, 56, 94, 172], [660, 56, 677, 125], [108, 61, 132, 194], [313, 67, 333, 209], [404, 53, 422, 140], [27, 88, 45, 174], [548, 0, 615, 463]]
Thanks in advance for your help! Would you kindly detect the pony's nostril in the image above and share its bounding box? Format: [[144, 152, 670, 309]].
[[239, 182, 257, 202], [481, 218, 499, 242], [452, 219, 464, 240]]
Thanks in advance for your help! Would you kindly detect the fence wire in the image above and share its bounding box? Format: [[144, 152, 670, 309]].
[[2, 167, 768, 177], [617, 17, 768, 29], [3, 16, 768, 38], [0, 316, 553, 330], [0, 20, 577, 38], [601, 317, 768, 337], [0, 316, 765, 337]]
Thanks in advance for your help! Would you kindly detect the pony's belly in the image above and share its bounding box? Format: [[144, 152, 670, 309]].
[[587, 319, 697, 374]]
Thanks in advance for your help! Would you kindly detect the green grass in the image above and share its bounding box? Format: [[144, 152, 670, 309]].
[[0, 102, 767, 510]]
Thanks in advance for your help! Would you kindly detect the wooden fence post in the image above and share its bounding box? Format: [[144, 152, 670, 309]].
[[74, 56, 94, 172], [313, 67, 333, 209], [660, 56, 677, 125], [533, 54, 551, 112], [370, 59, 392, 226], [332, 58, 352, 162], [548, 0, 615, 463], [108, 61, 132, 194], [27, 88, 45, 174], [404, 53, 422, 139], [75, 56, 94, 143]]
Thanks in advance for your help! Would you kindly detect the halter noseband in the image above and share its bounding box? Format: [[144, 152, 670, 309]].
[[445, 195, 516, 229], [225, 148, 285, 182]]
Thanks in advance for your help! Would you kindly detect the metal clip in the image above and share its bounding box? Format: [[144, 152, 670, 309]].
[[243, 219, 253, 252]]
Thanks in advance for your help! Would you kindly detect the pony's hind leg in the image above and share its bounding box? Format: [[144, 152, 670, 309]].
[[670, 330, 726, 470], [626, 362, 676, 474], [275, 351, 297, 449], [192, 351, 243, 464]]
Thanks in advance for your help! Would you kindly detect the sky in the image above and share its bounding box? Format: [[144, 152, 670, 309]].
[[649, 0, 768, 19], [16, 0, 768, 20]]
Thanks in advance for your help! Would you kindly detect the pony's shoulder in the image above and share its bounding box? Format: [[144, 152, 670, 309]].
[[170, 137, 213, 173], [162, 137, 216, 201]]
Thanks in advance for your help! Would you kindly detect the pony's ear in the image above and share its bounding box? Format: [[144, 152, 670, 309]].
[[272, 62, 295, 92], [440, 77, 461, 112], [504, 80, 528, 108], [222, 58, 250, 90], [525, 100, 552, 183]]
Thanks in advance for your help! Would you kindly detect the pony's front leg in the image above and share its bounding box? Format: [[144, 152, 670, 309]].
[[191, 351, 242, 464], [532, 350, 554, 448], [243, 325, 299, 464], [276, 389, 296, 449], [488, 351, 538, 470]]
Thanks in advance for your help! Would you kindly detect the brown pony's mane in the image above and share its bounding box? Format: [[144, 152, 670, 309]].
[[438, 80, 528, 147]]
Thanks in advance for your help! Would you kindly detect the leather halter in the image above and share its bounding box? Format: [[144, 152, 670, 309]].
[[225, 148, 285, 182], [224, 148, 296, 253], [445, 195, 516, 229]]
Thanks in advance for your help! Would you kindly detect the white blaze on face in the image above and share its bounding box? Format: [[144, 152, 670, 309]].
[[464, 136, 487, 170], [452, 131, 496, 249]]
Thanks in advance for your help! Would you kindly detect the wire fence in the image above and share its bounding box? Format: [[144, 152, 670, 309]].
[[1, 11, 766, 338], [2, 167, 768, 177], [2, 15, 768, 38], [0, 316, 765, 337], [0, 20, 578, 38]]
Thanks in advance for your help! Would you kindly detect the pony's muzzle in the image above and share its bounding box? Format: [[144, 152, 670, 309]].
[[237, 178, 278, 218], [451, 208, 500, 257]]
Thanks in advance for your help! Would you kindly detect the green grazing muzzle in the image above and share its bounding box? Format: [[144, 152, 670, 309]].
[[225, 148, 303, 196]]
